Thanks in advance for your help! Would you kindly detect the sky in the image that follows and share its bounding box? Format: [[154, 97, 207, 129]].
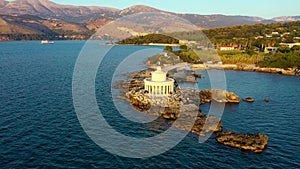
[[51, 0, 300, 19]]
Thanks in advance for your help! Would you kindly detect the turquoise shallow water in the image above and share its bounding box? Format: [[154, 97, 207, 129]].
[[0, 41, 299, 168]]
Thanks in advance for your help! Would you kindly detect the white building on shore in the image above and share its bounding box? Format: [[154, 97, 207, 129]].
[[279, 43, 300, 48], [219, 46, 235, 51], [144, 67, 174, 96]]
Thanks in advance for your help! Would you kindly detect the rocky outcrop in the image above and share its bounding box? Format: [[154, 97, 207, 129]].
[[126, 69, 152, 79], [200, 89, 240, 104], [126, 88, 197, 118], [193, 73, 203, 78], [115, 69, 268, 153], [162, 104, 198, 120], [127, 90, 151, 111], [175, 114, 223, 136], [264, 98, 271, 102], [170, 71, 197, 83], [242, 97, 255, 103], [191, 113, 222, 135], [216, 131, 268, 153], [126, 88, 224, 136], [129, 79, 144, 91]]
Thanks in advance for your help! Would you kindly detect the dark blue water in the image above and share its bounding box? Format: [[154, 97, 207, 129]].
[[0, 41, 299, 168]]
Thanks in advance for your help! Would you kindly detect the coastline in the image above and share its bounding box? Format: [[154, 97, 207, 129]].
[[192, 64, 299, 76]]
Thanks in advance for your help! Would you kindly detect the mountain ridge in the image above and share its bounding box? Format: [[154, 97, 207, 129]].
[[272, 16, 300, 22], [0, 0, 299, 37], [0, 0, 120, 23], [1, 0, 299, 24]]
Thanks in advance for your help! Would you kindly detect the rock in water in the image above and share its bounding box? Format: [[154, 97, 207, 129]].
[[226, 92, 240, 103], [192, 114, 223, 135], [242, 97, 255, 103], [161, 107, 180, 120], [200, 89, 240, 104], [264, 98, 270, 102], [193, 73, 203, 78], [175, 112, 223, 136], [216, 131, 268, 153]]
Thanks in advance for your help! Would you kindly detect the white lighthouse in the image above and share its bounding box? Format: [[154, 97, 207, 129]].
[[144, 67, 174, 96]]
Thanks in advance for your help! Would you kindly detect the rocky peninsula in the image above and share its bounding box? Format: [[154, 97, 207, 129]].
[[114, 68, 268, 153]]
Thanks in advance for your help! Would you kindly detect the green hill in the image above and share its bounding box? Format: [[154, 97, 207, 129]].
[[117, 34, 179, 45], [171, 21, 300, 48]]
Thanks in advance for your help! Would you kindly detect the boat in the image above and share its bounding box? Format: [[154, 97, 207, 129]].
[[41, 40, 55, 44]]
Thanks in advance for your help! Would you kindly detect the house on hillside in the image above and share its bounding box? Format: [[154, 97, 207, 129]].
[[179, 40, 198, 47], [279, 43, 300, 48], [219, 46, 235, 51], [255, 36, 264, 39], [264, 47, 278, 54], [265, 34, 272, 38]]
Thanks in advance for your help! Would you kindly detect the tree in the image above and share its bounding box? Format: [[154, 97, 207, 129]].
[[277, 46, 291, 53], [179, 45, 188, 51], [164, 46, 173, 52], [291, 45, 300, 51]]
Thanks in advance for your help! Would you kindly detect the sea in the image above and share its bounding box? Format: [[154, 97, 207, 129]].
[[0, 40, 299, 168]]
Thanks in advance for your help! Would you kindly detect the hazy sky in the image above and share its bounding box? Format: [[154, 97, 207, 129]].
[[51, 0, 300, 19]]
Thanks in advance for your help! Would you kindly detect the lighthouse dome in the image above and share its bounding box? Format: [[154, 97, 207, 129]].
[[151, 67, 167, 82]]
